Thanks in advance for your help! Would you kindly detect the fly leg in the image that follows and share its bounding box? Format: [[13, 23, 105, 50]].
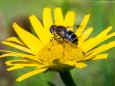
[[48, 36, 61, 50], [62, 38, 65, 57], [82, 51, 87, 56]]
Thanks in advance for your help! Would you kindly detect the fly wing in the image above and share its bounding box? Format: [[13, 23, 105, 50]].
[[66, 25, 81, 32]]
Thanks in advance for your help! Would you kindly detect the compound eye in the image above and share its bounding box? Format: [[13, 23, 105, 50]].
[[50, 25, 56, 34]]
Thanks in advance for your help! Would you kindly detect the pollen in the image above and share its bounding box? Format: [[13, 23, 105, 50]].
[[37, 39, 85, 65]]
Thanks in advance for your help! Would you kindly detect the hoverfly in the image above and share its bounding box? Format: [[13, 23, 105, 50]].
[[49, 25, 86, 56], [50, 25, 80, 45]]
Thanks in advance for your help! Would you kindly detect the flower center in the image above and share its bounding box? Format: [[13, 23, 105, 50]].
[[37, 39, 85, 64]]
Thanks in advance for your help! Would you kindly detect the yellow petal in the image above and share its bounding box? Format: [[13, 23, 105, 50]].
[[74, 62, 87, 69], [79, 27, 93, 45], [8, 64, 38, 67], [63, 61, 76, 66], [6, 37, 24, 45], [75, 14, 90, 37], [0, 52, 31, 58], [54, 8, 64, 25], [0, 52, 41, 63], [79, 37, 94, 47], [64, 11, 75, 30], [13, 23, 44, 54], [88, 32, 115, 55], [16, 68, 48, 82], [0, 50, 13, 53], [82, 26, 113, 52], [87, 33, 115, 55], [89, 41, 115, 56], [5, 60, 38, 67], [43, 8, 54, 42], [29, 15, 51, 45], [63, 61, 87, 69], [43, 8, 53, 29], [102, 32, 115, 42], [2, 41, 34, 54], [7, 66, 24, 71], [5, 60, 28, 65], [92, 54, 108, 60], [82, 27, 93, 39]]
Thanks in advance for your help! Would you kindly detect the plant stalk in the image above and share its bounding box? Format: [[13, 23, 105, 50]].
[[59, 71, 77, 86]]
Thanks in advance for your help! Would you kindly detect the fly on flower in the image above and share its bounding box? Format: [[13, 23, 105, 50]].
[[0, 8, 115, 82], [50, 25, 80, 45], [49, 25, 86, 56]]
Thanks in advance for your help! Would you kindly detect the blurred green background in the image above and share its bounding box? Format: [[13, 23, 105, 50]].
[[0, 0, 115, 86]]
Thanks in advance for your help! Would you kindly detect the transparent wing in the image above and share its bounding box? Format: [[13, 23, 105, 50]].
[[66, 25, 81, 32]]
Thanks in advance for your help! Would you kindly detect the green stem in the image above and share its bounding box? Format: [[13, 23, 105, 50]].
[[59, 71, 77, 86]]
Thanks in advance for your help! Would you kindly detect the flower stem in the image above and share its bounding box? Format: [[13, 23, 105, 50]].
[[59, 71, 77, 86]]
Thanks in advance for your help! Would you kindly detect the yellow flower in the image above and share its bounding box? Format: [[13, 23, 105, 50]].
[[0, 8, 115, 82]]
